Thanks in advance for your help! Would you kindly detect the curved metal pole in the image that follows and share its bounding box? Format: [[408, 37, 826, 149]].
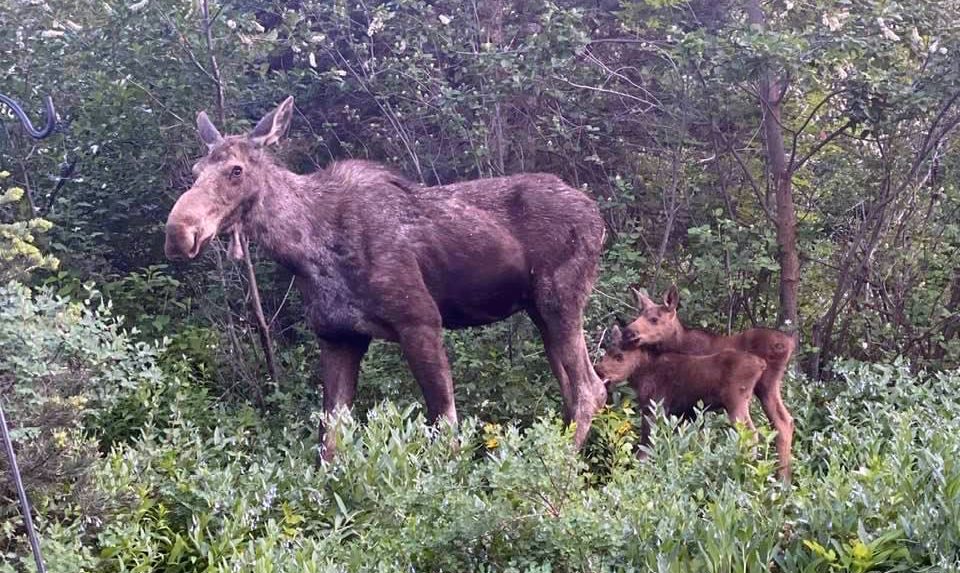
[[0, 400, 47, 573], [0, 91, 54, 573], [0, 93, 56, 139]]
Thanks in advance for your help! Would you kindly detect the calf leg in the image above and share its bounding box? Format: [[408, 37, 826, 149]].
[[636, 415, 652, 460], [318, 336, 370, 462], [756, 381, 794, 480]]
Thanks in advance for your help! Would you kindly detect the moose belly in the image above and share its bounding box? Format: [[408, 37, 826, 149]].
[[438, 271, 528, 328], [428, 247, 530, 329], [299, 273, 398, 341]]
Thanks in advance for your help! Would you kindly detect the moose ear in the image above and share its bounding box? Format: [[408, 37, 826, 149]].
[[664, 284, 680, 311], [249, 96, 294, 147], [197, 111, 223, 148], [632, 287, 654, 310], [608, 324, 623, 349]]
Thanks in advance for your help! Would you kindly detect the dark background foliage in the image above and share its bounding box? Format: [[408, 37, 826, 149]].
[[2, 0, 960, 570]]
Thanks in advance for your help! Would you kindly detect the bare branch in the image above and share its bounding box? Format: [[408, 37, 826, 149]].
[[792, 119, 853, 173]]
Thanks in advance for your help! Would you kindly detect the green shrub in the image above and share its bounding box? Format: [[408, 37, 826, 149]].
[[13, 363, 955, 571], [5, 284, 960, 571], [0, 171, 59, 283], [0, 281, 200, 566]]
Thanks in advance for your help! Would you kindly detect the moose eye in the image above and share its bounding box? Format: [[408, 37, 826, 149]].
[[614, 354, 624, 362], [649, 317, 659, 324], [230, 165, 243, 178]]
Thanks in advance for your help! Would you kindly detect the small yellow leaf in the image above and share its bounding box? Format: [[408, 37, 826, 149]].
[[851, 540, 871, 561]]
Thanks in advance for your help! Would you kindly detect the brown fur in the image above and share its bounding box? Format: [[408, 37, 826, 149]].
[[164, 97, 608, 459], [595, 325, 765, 458], [621, 285, 795, 479]]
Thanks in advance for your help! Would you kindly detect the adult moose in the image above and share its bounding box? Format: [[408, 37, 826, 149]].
[[164, 96, 608, 459], [620, 286, 795, 480]]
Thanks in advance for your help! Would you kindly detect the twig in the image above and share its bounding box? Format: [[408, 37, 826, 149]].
[[198, 0, 280, 398], [269, 276, 296, 327]]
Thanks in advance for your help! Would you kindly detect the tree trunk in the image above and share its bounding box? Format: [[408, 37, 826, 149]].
[[773, 144, 800, 333], [746, 0, 800, 338]]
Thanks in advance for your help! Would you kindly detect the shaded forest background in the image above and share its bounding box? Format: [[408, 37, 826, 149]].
[[4, 1, 960, 571], [4, 0, 960, 390]]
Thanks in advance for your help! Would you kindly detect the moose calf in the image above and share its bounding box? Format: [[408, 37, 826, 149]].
[[595, 325, 766, 458], [620, 285, 795, 479]]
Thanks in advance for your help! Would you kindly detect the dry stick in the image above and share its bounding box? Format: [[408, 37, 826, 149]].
[[211, 241, 258, 402], [240, 233, 279, 400], [269, 276, 296, 327], [199, 0, 280, 399]]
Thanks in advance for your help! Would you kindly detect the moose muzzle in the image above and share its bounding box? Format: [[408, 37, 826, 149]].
[[164, 221, 203, 260]]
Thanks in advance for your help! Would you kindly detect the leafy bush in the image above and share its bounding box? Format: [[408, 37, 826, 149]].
[[0, 281, 197, 567], [5, 333, 960, 571], [0, 171, 59, 283]]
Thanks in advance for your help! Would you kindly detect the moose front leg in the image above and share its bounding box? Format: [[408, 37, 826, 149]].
[[317, 336, 370, 462], [370, 259, 458, 428]]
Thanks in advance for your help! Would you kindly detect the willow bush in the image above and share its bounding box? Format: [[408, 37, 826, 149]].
[[2, 285, 959, 572]]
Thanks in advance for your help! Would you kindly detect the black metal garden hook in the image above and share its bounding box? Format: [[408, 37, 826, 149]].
[[0, 92, 57, 139], [0, 90, 54, 573]]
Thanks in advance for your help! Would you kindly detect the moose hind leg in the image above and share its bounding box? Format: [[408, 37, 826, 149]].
[[318, 336, 370, 462], [397, 324, 457, 427], [530, 309, 607, 450]]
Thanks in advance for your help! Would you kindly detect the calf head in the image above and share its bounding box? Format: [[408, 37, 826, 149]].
[[621, 285, 681, 347], [165, 96, 295, 261], [594, 325, 648, 384]]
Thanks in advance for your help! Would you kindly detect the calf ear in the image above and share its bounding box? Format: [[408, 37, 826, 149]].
[[249, 96, 294, 147], [664, 284, 680, 311], [197, 111, 223, 149], [608, 325, 623, 348], [632, 287, 654, 310]]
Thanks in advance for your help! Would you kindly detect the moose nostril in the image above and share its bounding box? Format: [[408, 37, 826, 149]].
[[165, 223, 199, 260]]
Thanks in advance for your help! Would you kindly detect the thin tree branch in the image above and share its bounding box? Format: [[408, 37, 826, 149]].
[[792, 119, 853, 173], [241, 234, 280, 396]]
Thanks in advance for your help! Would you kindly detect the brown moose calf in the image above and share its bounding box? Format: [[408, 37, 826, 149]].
[[595, 325, 766, 458], [620, 285, 795, 479]]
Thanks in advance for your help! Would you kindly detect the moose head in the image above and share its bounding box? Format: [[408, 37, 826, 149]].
[[621, 285, 682, 347], [164, 96, 295, 261]]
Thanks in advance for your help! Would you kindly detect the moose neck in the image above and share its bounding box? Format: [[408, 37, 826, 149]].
[[660, 322, 720, 354], [242, 163, 332, 275]]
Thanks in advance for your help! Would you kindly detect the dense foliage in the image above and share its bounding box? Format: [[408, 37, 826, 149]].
[[2, 286, 960, 571], [1, 0, 957, 376], [3, 0, 960, 570]]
